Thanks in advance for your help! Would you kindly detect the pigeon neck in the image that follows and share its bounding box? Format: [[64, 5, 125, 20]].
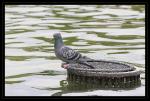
[[54, 37, 64, 49]]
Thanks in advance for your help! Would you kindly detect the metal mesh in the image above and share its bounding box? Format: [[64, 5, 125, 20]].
[[67, 60, 141, 77]]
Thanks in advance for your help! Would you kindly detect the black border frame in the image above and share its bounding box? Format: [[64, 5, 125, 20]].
[[1, 0, 149, 100]]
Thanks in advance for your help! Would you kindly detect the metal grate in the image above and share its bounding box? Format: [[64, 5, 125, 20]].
[[66, 60, 142, 88]]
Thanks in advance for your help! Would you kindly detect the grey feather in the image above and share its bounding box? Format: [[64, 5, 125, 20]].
[[53, 33, 94, 68], [60, 46, 81, 61]]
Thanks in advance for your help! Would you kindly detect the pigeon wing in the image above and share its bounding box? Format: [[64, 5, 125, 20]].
[[60, 46, 81, 61]]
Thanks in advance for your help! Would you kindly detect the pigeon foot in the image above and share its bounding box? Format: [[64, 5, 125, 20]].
[[61, 63, 69, 69]]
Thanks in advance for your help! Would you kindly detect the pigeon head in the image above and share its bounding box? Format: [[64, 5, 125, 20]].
[[53, 33, 62, 39], [53, 33, 64, 48]]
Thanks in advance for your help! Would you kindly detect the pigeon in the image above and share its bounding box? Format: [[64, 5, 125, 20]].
[[53, 33, 95, 69]]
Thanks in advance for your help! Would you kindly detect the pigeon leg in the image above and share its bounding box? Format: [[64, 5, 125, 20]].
[[61, 62, 69, 69]]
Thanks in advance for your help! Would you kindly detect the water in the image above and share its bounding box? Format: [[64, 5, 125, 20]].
[[5, 5, 145, 96]]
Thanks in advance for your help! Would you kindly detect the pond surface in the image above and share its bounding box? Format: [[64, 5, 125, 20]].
[[5, 5, 145, 96]]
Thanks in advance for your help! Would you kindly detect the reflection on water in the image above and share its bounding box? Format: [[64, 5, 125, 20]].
[[51, 79, 142, 96], [5, 5, 145, 96]]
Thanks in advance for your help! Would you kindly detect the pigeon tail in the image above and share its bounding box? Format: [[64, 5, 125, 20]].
[[78, 61, 95, 69]]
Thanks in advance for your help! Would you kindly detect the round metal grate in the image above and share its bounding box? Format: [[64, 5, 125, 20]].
[[66, 59, 142, 88]]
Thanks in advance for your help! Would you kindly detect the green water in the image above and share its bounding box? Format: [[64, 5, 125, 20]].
[[5, 5, 145, 96]]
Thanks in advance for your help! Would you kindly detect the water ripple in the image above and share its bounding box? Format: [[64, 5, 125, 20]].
[[5, 5, 145, 96]]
